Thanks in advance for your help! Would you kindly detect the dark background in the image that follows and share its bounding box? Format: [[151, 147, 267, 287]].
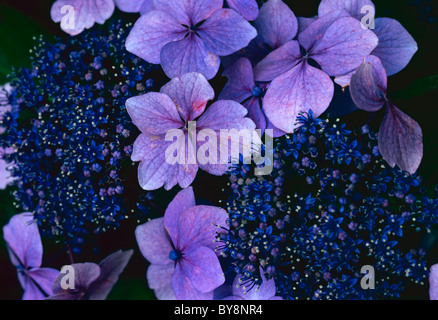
[[0, 0, 437, 300]]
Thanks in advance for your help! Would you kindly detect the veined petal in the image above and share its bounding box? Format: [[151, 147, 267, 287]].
[[147, 263, 176, 300], [136, 218, 173, 265], [227, 0, 259, 21], [171, 261, 213, 300], [318, 0, 375, 20], [161, 34, 221, 80], [153, 0, 223, 25], [263, 62, 334, 133], [218, 58, 254, 103]]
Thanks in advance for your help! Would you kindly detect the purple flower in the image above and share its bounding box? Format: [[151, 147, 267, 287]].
[[126, 72, 255, 191], [3, 213, 59, 300], [226, 0, 259, 21], [114, 0, 155, 14], [126, 0, 257, 79], [318, 0, 418, 77], [254, 11, 378, 133], [431, 264, 438, 300], [350, 55, 423, 174], [0, 147, 15, 189], [51, 0, 115, 36], [135, 187, 228, 300], [219, 57, 284, 137], [224, 268, 282, 300], [47, 250, 133, 300]]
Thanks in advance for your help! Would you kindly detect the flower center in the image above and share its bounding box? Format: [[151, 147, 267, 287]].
[[169, 250, 182, 261], [251, 86, 262, 97]]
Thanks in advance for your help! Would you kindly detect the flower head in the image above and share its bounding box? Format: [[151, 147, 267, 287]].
[[3, 214, 59, 300], [126, 0, 257, 79], [135, 187, 228, 299]]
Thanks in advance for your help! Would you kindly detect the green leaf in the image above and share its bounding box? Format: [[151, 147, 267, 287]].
[[0, 5, 48, 84], [391, 74, 438, 101]]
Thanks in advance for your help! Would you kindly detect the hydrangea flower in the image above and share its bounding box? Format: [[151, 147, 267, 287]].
[[224, 267, 282, 300], [126, 72, 255, 191], [126, 0, 257, 79], [3, 214, 59, 300], [219, 57, 284, 137], [318, 0, 418, 77], [0, 19, 158, 249], [218, 112, 436, 299], [0, 147, 15, 190], [254, 9, 378, 133], [114, 0, 155, 14], [350, 55, 423, 174], [47, 250, 133, 300], [51, 0, 115, 35], [135, 187, 227, 300], [431, 264, 438, 300]]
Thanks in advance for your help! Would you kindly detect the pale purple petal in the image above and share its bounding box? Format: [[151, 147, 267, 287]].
[[51, 0, 115, 36], [87, 250, 134, 300], [350, 55, 387, 112], [171, 261, 213, 300], [126, 10, 186, 64], [132, 133, 198, 190], [177, 205, 228, 252], [227, 0, 259, 21], [371, 18, 418, 76], [430, 264, 438, 300], [22, 278, 47, 300], [160, 73, 214, 121], [164, 187, 196, 247], [266, 119, 286, 137], [318, 0, 375, 20], [221, 35, 270, 69], [126, 92, 183, 135], [115, 0, 154, 14], [232, 269, 280, 300], [297, 16, 318, 34], [0, 158, 14, 189], [136, 218, 174, 265], [262, 62, 334, 133], [153, 0, 222, 25], [26, 268, 59, 298], [254, 0, 298, 49], [254, 40, 302, 82], [298, 9, 351, 52], [147, 263, 176, 300], [243, 98, 267, 134], [180, 246, 225, 293], [378, 103, 423, 174], [218, 58, 254, 103], [160, 34, 221, 80], [52, 263, 101, 294], [334, 70, 355, 87], [311, 17, 379, 76], [3, 213, 42, 268], [198, 9, 257, 56]]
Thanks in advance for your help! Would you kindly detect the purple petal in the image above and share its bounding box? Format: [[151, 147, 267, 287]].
[[223, 295, 244, 300], [371, 18, 418, 76], [51, 0, 115, 36], [147, 263, 176, 300], [171, 261, 213, 300], [254, 40, 302, 82], [254, 0, 298, 49], [378, 103, 423, 174], [164, 187, 196, 247], [334, 70, 355, 87], [161, 34, 221, 80], [22, 278, 47, 300], [3, 213, 42, 268], [221, 35, 270, 69], [0, 158, 15, 190], [52, 263, 101, 295], [197, 9, 257, 56], [266, 118, 286, 138], [297, 16, 318, 35], [115, 0, 154, 14], [350, 55, 387, 112], [232, 269, 279, 300], [87, 250, 134, 300], [227, 0, 259, 21], [132, 133, 198, 190], [262, 62, 334, 133], [243, 98, 267, 135], [218, 58, 254, 103], [136, 218, 174, 265], [153, 0, 222, 25], [311, 17, 379, 76], [298, 9, 351, 52], [160, 73, 214, 121], [177, 205, 228, 252], [180, 246, 225, 293], [26, 268, 59, 299], [126, 10, 186, 64], [126, 92, 183, 135], [318, 0, 375, 20], [430, 264, 438, 300]]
